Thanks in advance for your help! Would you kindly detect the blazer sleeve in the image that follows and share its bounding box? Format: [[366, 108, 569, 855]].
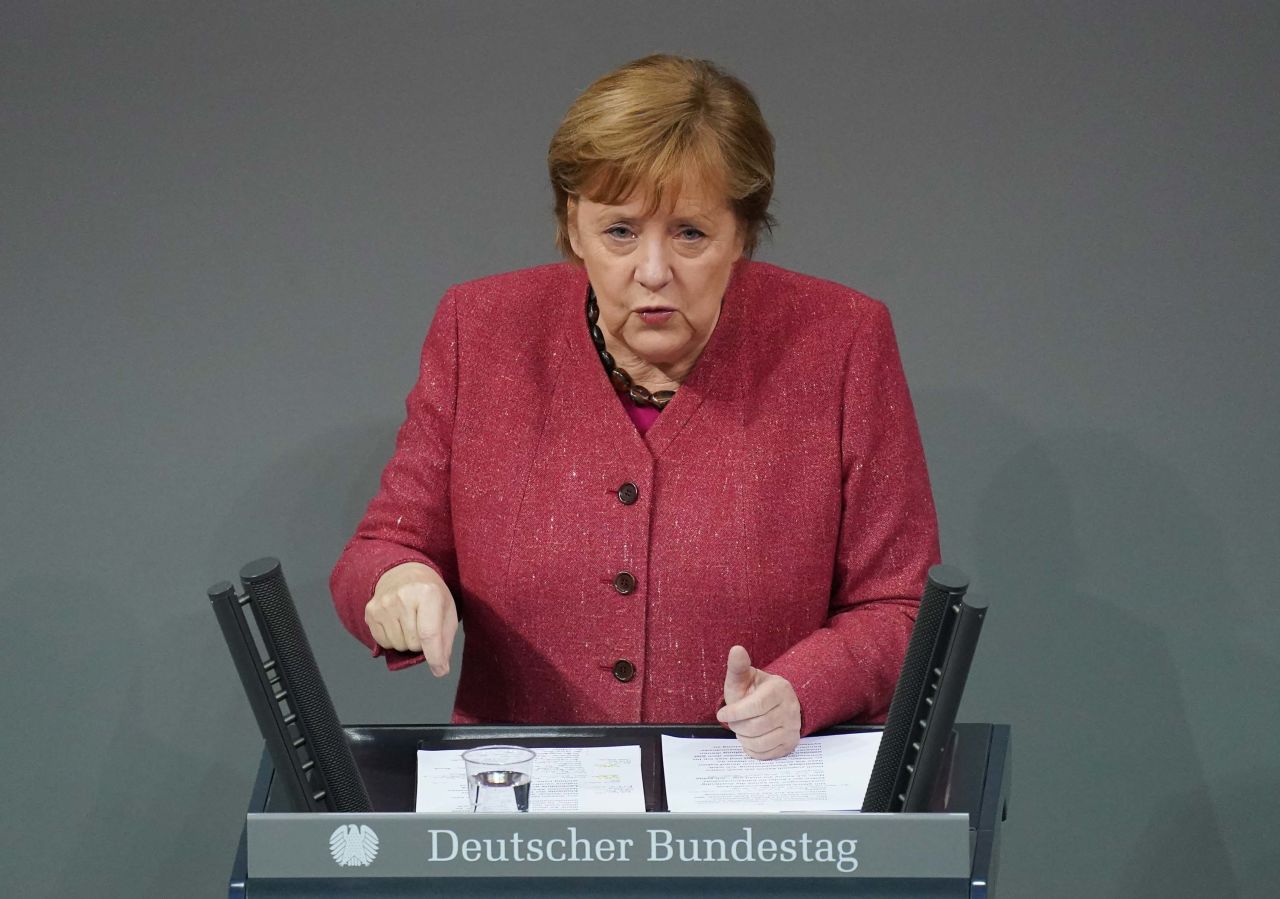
[[762, 301, 940, 733], [329, 287, 462, 670]]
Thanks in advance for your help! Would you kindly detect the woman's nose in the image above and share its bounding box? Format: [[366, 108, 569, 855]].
[[633, 236, 673, 291]]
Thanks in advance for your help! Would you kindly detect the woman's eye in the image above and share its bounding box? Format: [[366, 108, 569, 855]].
[[677, 228, 706, 241], [605, 226, 633, 239]]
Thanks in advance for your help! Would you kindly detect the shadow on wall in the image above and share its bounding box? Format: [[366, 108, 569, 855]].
[[919, 387, 1254, 897], [205, 417, 462, 728], [0, 573, 256, 899]]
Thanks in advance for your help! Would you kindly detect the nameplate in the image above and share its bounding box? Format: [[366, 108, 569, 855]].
[[247, 812, 970, 879]]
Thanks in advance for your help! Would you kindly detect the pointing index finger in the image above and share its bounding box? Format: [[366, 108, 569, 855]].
[[404, 584, 449, 676]]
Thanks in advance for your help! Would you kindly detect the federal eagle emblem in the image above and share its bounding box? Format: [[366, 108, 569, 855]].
[[329, 823, 379, 867]]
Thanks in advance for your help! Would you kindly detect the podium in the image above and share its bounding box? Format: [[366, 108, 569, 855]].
[[227, 721, 1010, 897]]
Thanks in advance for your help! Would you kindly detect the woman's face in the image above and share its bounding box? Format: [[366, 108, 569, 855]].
[[568, 180, 745, 378]]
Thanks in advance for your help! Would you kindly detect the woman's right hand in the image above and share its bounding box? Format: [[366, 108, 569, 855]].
[[364, 562, 459, 677]]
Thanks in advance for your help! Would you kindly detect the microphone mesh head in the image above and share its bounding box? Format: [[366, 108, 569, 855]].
[[862, 566, 968, 812], [241, 558, 372, 813]]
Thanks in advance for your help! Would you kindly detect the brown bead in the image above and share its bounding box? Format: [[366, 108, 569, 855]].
[[610, 369, 632, 391]]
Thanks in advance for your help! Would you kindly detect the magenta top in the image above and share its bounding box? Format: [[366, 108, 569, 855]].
[[620, 394, 661, 434]]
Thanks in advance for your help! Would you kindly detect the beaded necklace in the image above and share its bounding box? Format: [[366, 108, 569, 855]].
[[585, 286, 676, 411]]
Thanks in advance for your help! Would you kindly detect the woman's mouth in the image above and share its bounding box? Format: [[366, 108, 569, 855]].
[[637, 307, 676, 325]]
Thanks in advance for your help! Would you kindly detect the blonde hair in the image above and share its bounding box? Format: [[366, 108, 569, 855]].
[[548, 54, 776, 259]]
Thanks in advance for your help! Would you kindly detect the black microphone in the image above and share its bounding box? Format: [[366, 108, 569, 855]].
[[210, 557, 371, 813], [862, 564, 986, 813]]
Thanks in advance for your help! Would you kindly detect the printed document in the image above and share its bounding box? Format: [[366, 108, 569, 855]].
[[660, 732, 882, 813], [416, 745, 646, 813]]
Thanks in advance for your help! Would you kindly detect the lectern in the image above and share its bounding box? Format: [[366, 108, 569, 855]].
[[227, 721, 1010, 897], [213, 559, 1008, 896]]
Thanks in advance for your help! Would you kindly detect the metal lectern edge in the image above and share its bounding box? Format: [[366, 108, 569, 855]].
[[229, 749, 273, 898], [968, 725, 1011, 899]]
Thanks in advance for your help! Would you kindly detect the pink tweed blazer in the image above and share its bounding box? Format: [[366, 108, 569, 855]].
[[330, 260, 940, 734]]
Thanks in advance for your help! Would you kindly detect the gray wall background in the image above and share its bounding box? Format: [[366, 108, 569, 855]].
[[2, 1, 1276, 896]]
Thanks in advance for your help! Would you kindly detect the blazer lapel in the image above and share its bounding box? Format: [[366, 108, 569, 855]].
[[557, 275, 654, 464]]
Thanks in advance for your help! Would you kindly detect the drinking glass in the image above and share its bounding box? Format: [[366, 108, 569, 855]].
[[461, 745, 535, 813]]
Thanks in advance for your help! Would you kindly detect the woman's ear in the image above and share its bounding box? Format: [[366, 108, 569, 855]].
[[566, 197, 582, 259]]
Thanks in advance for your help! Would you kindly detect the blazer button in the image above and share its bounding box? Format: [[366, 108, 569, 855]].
[[617, 482, 639, 505], [612, 571, 637, 595], [612, 659, 636, 682]]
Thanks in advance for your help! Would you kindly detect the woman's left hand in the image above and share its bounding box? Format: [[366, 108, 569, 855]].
[[716, 645, 802, 759]]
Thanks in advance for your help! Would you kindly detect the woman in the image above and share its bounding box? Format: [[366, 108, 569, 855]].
[[331, 55, 939, 760]]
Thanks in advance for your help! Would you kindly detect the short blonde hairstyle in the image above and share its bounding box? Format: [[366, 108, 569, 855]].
[[548, 54, 776, 259]]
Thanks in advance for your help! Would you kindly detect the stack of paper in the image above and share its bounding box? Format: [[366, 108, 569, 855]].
[[660, 732, 881, 813], [416, 732, 882, 814]]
